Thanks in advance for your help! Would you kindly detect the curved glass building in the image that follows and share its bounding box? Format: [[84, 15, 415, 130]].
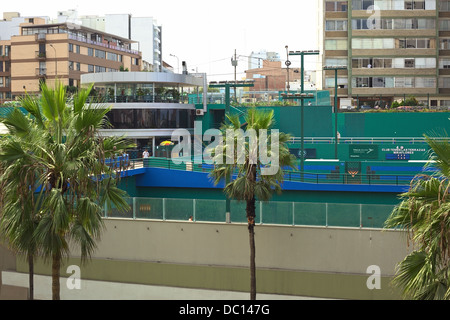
[[81, 72, 206, 158]]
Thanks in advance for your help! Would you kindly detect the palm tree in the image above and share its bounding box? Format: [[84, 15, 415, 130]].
[[0, 107, 45, 300], [0, 82, 134, 300], [385, 133, 450, 300], [209, 108, 296, 300]]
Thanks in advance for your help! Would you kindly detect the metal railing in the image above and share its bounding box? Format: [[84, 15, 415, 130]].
[[105, 197, 396, 229], [124, 157, 421, 186], [287, 137, 449, 145]]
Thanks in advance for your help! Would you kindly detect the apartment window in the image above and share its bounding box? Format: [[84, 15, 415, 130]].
[[76, 62, 81, 71], [88, 47, 94, 56], [95, 66, 106, 73], [0, 77, 3, 87], [325, 77, 348, 88], [325, 58, 348, 66], [69, 61, 74, 71], [325, 1, 348, 12], [76, 45, 80, 54], [107, 52, 118, 61], [352, 38, 395, 49], [0, 62, 3, 72], [69, 43, 73, 52], [398, 38, 432, 49], [439, 58, 450, 69], [88, 64, 94, 72], [440, 19, 450, 31], [0, 46, 2, 56], [404, 59, 415, 68], [95, 49, 106, 59], [326, 20, 348, 31], [440, 0, 450, 11], [5, 77, 10, 87], [4, 46, 10, 56], [352, 0, 374, 10], [325, 39, 347, 50]]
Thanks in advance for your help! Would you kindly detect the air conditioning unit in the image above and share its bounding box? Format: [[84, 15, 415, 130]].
[[196, 109, 204, 116]]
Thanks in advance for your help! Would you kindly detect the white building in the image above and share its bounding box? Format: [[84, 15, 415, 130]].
[[247, 50, 280, 70]]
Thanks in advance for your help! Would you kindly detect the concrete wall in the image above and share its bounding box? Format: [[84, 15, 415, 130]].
[[12, 219, 410, 299]]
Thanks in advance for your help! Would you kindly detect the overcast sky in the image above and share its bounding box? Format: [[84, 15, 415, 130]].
[[2, 0, 320, 81]]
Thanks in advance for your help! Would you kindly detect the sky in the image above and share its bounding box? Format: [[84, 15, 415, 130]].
[[2, 0, 320, 81]]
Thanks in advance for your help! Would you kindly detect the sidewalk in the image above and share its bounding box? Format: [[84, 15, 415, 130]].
[[1, 271, 326, 300]]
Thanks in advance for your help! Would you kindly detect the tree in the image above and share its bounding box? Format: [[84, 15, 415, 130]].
[[385, 133, 450, 300], [209, 108, 296, 300], [0, 81, 134, 300]]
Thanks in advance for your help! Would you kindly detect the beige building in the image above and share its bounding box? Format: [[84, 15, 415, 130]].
[[0, 17, 142, 102], [320, 0, 450, 109]]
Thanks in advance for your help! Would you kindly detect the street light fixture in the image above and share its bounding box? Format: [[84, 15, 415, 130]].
[[281, 92, 314, 179], [323, 65, 347, 159], [284, 50, 320, 175], [49, 44, 57, 78], [170, 54, 180, 74]]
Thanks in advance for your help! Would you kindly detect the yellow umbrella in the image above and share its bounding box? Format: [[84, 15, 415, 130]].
[[160, 141, 174, 146]]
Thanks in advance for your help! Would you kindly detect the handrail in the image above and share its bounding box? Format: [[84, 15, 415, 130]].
[[288, 137, 449, 144], [127, 157, 421, 186]]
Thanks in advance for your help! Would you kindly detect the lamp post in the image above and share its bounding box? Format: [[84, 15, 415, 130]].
[[170, 54, 180, 74], [324, 65, 347, 159], [281, 92, 314, 179], [49, 44, 57, 78], [208, 80, 255, 220], [285, 50, 320, 176]]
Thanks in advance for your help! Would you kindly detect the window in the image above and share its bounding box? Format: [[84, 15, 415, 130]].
[[69, 61, 74, 71], [325, 1, 348, 12], [88, 64, 94, 72], [76, 62, 81, 71], [76, 45, 80, 54], [69, 43, 73, 52], [326, 20, 348, 31], [325, 39, 347, 50], [88, 48, 94, 56], [95, 50, 106, 59], [405, 59, 415, 68], [440, 58, 450, 69]]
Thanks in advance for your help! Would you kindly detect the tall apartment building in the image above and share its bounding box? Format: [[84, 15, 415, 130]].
[[0, 15, 142, 103], [319, 0, 450, 108]]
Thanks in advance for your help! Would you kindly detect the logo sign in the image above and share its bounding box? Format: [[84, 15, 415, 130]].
[[289, 148, 317, 159], [349, 145, 378, 160]]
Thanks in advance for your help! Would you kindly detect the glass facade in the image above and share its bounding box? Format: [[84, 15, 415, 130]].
[[106, 109, 195, 130]]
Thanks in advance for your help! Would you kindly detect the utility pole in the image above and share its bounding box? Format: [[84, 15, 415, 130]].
[[285, 46, 291, 94], [231, 50, 238, 102]]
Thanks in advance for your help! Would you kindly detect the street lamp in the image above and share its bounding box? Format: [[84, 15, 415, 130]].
[[324, 65, 347, 159], [170, 54, 180, 74], [285, 50, 320, 175], [281, 92, 314, 179], [49, 44, 57, 78]]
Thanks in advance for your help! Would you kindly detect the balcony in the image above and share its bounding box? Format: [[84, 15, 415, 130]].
[[36, 51, 46, 60]]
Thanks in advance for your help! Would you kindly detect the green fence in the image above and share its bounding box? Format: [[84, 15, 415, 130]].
[[106, 197, 395, 229]]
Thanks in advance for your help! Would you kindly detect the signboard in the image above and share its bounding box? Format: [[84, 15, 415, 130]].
[[349, 145, 378, 160], [289, 148, 317, 159]]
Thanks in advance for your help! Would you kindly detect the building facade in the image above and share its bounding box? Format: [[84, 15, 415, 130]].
[[0, 17, 142, 103], [320, 0, 450, 109]]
